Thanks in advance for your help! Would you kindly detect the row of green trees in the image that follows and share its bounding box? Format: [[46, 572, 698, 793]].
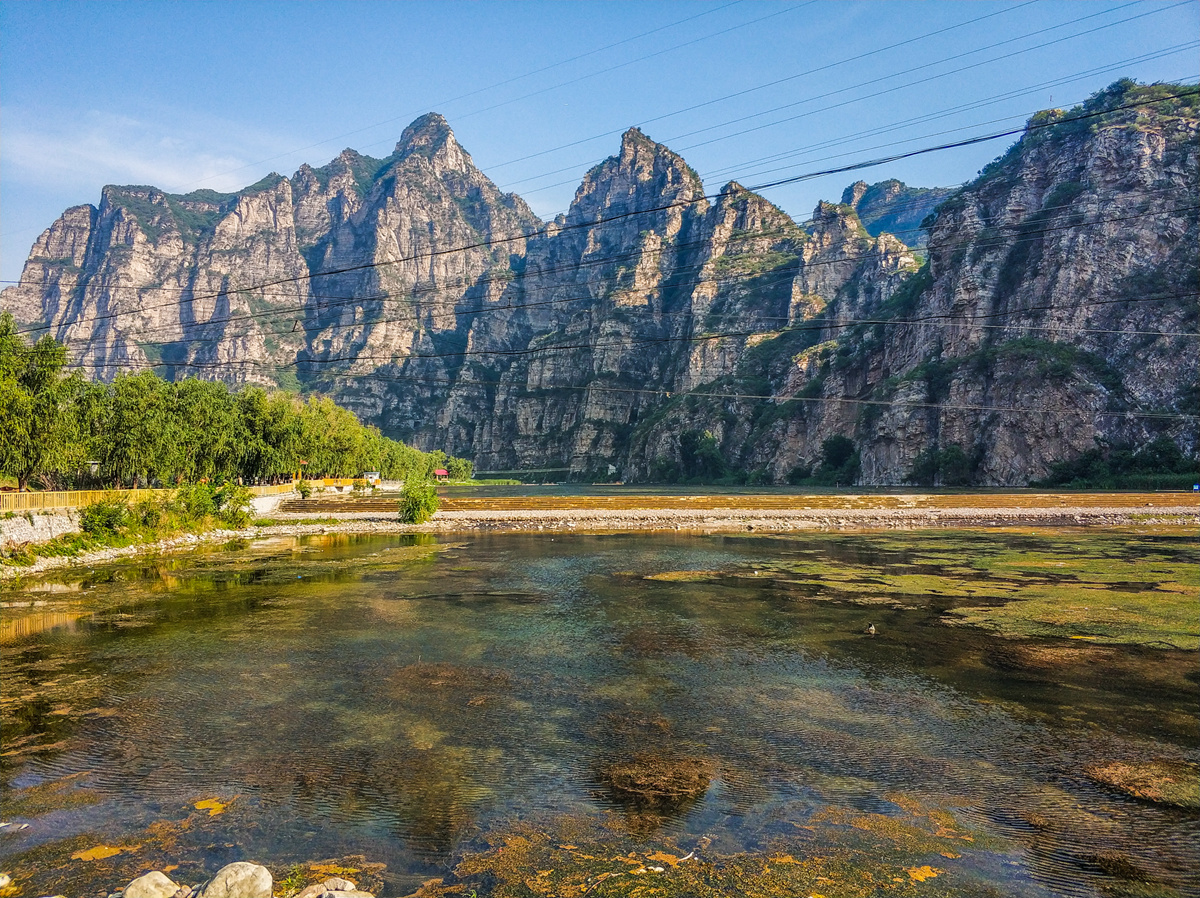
[[0, 313, 471, 490]]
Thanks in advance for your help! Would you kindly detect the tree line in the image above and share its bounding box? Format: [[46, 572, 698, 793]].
[[0, 313, 471, 491]]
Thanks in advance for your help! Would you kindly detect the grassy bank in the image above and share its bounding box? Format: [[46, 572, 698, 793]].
[[0, 483, 255, 567]]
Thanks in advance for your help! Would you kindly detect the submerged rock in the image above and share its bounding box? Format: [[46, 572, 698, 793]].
[[198, 861, 272, 898], [1084, 759, 1200, 808], [294, 877, 360, 898], [601, 753, 713, 808]]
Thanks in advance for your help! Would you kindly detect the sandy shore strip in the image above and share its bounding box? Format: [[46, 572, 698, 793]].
[[2, 499, 1196, 580]]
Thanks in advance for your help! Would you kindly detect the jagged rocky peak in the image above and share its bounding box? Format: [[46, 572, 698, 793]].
[[394, 111, 469, 171], [566, 126, 708, 252], [715, 180, 800, 229], [334, 147, 367, 168], [578, 128, 704, 208], [808, 200, 870, 242], [708, 180, 805, 265], [843, 180, 869, 207]]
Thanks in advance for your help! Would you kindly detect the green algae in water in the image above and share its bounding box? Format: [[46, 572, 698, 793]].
[[2, 528, 1197, 897], [663, 529, 1199, 650]]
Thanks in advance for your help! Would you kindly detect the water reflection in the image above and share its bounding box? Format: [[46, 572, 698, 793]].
[[1, 531, 1197, 897]]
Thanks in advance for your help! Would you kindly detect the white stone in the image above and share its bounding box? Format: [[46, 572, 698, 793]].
[[198, 862, 272, 898], [123, 871, 179, 898]]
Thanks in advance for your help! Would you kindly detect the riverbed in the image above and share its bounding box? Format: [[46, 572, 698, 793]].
[[1, 529, 1197, 897]]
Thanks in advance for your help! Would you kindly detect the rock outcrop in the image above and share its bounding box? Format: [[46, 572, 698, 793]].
[[841, 179, 955, 249], [630, 81, 1198, 485], [5, 81, 1195, 485]]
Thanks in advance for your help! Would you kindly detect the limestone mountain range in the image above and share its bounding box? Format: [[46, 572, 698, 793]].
[[4, 81, 1197, 484]]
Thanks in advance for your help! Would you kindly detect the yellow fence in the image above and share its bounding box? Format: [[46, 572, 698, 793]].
[[0, 482, 298, 513], [319, 478, 360, 488]]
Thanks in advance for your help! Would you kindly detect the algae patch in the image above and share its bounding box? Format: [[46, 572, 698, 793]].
[[642, 528, 1199, 650], [410, 803, 993, 898], [1084, 759, 1200, 808]]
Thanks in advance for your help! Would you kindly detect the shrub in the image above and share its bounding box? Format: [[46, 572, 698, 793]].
[[296, 480, 313, 499], [132, 496, 164, 529], [679, 429, 727, 481], [1033, 437, 1199, 488], [173, 482, 216, 520], [398, 478, 439, 524], [905, 444, 973, 487], [792, 436, 861, 487], [80, 499, 130, 535], [446, 457, 474, 481], [786, 463, 813, 485], [214, 481, 253, 529]]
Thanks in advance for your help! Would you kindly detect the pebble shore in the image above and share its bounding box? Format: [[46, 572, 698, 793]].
[[2, 504, 1196, 581]]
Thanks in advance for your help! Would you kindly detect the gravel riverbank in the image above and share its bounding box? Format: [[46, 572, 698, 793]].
[[2, 501, 1196, 581]]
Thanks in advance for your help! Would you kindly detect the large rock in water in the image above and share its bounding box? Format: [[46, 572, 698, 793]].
[[122, 870, 179, 898], [199, 861, 272, 898]]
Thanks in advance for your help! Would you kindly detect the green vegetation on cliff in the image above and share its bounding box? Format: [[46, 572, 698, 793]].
[[1033, 436, 1200, 490]]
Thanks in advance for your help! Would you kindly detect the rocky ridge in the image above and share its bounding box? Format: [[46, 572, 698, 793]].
[[841, 178, 955, 249], [4, 81, 1196, 485]]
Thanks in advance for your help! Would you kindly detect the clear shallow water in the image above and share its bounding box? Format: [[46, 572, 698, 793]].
[[1, 531, 1197, 897]]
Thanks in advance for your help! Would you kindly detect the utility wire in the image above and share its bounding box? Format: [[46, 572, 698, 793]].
[[20, 86, 1198, 337], [29, 192, 1196, 343], [699, 48, 1198, 185], [61, 359, 1196, 423], [482, 1, 1042, 173], [503, 0, 1172, 194], [38, 197, 1198, 345], [64, 288, 1200, 374], [177, 2, 747, 192]]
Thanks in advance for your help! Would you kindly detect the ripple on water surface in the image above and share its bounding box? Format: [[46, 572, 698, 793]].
[[1, 529, 1197, 897]]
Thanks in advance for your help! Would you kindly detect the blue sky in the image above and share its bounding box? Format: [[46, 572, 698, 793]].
[[1, 0, 1196, 286]]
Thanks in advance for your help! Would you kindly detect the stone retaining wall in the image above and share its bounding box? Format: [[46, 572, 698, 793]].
[[0, 510, 79, 547]]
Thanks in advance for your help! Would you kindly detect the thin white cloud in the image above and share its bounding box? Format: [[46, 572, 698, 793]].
[[3, 106, 296, 195]]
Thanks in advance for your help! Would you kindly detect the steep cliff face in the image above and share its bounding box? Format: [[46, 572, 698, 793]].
[[2, 113, 539, 407], [5, 82, 1195, 484], [842, 179, 955, 249], [418, 131, 900, 477], [630, 82, 1197, 485]]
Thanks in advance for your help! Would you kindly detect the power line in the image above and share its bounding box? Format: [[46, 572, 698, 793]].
[[0, 0, 1028, 248], [0, 1, 767, 246], [447, 3, 815, 128], [178, 3, 807, 195], [476, 0, 1044, 175], [18, 86, 1197, 337], [24, 191, 1196, 345], [697, 55, 1199, 188], [62, 286, 1200, 374], [59, 359, 1197, 424], [35, 197, 1199, 346], [502, 0, 1175, 194], [174, 2, 749, 193]]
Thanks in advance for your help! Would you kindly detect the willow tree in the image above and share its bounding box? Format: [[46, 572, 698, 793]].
[[0, 313, 85, 490], [99, 371, 175, 487], [170, 378, 246, 482]]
